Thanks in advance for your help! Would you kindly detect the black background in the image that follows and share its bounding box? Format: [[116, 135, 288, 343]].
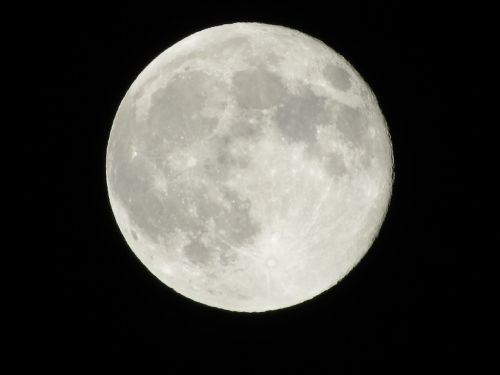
[[30, 1, 486, 371]]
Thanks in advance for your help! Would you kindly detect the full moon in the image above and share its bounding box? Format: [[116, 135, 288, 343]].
[[106, 23, 393, 312]]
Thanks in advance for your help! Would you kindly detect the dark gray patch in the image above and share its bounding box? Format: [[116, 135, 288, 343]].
[[324, 153, 348, 176], [232, 68, 286, 109], [196, 187, 260, 246], [109, 157, 151, 207], [112, 138, 251, 246], [323, 63, 351, 91], [184, 238, 213, 265], [275, 86, 330, 146], [335, 105, 367, 147], [123, 182, 185, 241], [131, 36, 252, 103], [228, 120, 261, 139], [206, 288, 223, 296], [148, 70, 222, 149], [116, 174, 214, 244], [118, 175, 261, 261], [219, 250, 238, 266], [202, 136, 250, 181], [215, 150, 249, 171], [131, 230, 138, 240], [109, 145, 172, 242], [180, 187, 260, 266], [217, 189, 259, 244], [202, 159, 227, 181], [109, 68, 260, 250]]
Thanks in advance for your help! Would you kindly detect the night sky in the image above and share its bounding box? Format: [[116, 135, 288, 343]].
[[27, 1, 487, 371]]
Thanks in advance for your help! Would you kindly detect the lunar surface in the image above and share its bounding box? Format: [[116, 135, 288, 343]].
[[106, 23, 394, 312]]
